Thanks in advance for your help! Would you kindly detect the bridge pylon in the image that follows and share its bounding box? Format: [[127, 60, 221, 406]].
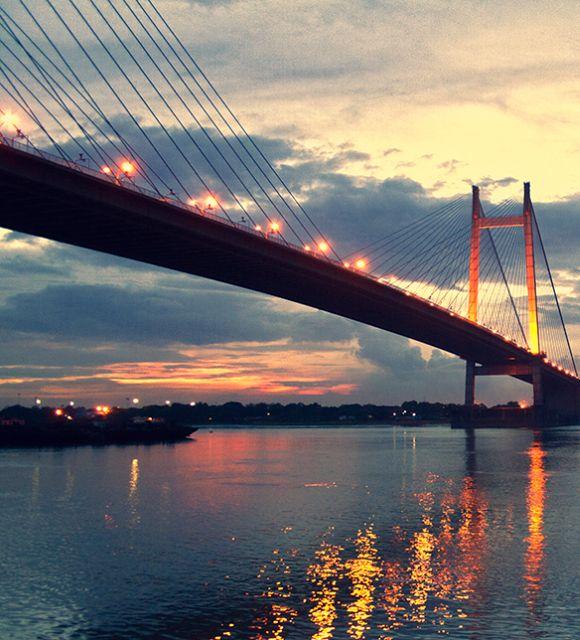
[[465, 182, 544, 418]]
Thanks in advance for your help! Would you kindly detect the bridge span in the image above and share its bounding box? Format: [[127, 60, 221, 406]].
[[0, 143, 578, 423]]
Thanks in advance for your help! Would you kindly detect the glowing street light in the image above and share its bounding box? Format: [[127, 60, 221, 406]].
[[205, 195, 218, 209], [0, 110, 19, 131], [120, 160, 136, 176], [318, 241, 329, 254], [355, 259, 366, 270], [132, 397, 140, 405], [269, 221, 281, 233]]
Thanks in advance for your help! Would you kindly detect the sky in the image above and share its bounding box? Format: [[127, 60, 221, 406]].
[[0, 0, 578, 408]]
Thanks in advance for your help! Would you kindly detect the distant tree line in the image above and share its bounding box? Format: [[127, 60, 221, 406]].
[[1, 400, 516, 425]]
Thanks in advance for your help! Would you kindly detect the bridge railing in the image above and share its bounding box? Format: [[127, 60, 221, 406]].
[[1, 135, 345, 260]]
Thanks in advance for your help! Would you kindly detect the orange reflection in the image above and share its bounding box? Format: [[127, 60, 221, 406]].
[[128, 458, 140, 527], [307, 541, 344, 640], [193, 431, 503, 640], [455, 476, 488, 602], [524, 440, 546, 616], [252, 548, 297, 640], [345, 526, 380, 639], [407, 526, 436, 623], [378, 475, 488, 634], [380, 559, 405, 634]]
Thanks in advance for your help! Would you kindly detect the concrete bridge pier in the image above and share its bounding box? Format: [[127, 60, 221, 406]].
[[542, 375, 580, 425], [464, 360, 580, 426]]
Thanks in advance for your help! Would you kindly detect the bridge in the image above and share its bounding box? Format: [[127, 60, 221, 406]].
[[0, 0, 578, 424]]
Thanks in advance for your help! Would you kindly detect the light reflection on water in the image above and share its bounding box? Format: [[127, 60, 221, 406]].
[[524, 441, 546, 621], [0, 426, 577, 640]]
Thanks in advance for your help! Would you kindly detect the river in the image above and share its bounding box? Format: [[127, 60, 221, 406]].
[[0, 426, 577, 639]]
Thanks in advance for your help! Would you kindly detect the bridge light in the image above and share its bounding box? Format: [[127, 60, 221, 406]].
[[54, 408, 64, 416], [255, 224, 262, 232], [344, 261, 351, 268], [187, 198, 198, 207], [120, 160, 136, 176], [355, 259, 366, 270], [101, 165, 112, 175], [0, 110, 19, 131], [304, 244, 312, 251], [269, 221, 280, 233], [205, 196, 218, 209], [318, 241, 329, 253]]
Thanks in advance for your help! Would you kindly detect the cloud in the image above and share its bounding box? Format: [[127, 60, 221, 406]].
[[437, 159, 464, 174], [0, 283, 284, 345], [473, 176, 518, 190]]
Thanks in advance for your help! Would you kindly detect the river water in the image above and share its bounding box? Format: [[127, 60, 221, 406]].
[[0, 426, 577, 639]]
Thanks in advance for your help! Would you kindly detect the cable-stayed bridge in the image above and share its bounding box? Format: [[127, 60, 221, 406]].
[[0, 0, 578, 424]]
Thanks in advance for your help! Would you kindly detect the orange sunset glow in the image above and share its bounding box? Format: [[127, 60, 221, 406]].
[[0, 340, 369, 403]]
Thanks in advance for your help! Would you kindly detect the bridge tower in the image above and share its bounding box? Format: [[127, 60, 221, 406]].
[[465, 182, 543, 411]]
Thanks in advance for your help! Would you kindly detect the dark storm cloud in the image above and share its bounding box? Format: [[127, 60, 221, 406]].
[[0, 282, 357, 346], [530, 197, 580, 269], [0, 284, 277, 344]]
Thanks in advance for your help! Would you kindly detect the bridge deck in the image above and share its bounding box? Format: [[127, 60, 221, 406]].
[[0, 143, 577, 395]]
